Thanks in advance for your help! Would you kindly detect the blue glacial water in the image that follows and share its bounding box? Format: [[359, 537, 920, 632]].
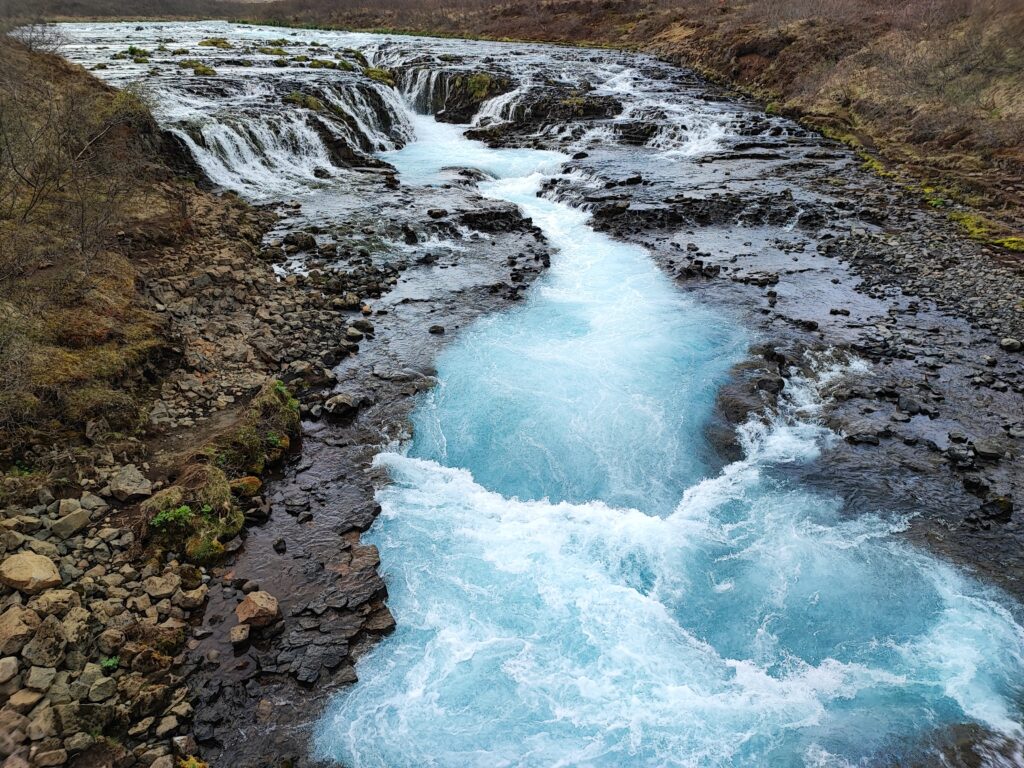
[[314, 115, 1024, 767]]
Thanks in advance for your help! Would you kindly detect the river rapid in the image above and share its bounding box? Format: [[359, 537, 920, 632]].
[[57, 21, 1024, 768]]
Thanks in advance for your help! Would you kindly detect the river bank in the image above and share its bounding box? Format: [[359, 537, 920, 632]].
[[1, 21, 1022, 768]]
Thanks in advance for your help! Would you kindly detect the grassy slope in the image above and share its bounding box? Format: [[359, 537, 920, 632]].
[[0, 37, 196, 468]]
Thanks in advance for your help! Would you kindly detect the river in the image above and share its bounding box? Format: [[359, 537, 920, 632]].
[[57, 21, 1024, 767]]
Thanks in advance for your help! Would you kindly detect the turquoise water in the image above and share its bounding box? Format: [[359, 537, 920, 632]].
[[314, 115, 1024, 767]]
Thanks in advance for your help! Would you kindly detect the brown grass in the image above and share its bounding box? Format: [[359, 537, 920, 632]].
[[0, 37, 174, 463]]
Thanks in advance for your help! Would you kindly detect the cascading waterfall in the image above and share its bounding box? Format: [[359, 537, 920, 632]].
[[313, 112, 1024, 767]]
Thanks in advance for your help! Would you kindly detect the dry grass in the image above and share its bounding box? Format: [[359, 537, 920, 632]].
[[0, 37, 171, 463]]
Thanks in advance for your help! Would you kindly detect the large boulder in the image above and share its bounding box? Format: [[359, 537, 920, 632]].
[[0, 553, 62, 594], [235, 591, 280, 627]]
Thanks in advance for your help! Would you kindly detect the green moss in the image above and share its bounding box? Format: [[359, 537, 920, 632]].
[[948, 211, 1024, 252], [466, 72, 493, 100], [993, 236, 1024, 252], [171, 48, 189, 55], [309, 59, 337, 69], [198, 37, 233, 49], [345, 48, 369, 67], [283, 91, 324, 111], [272, 58, 289, 68], [191, 63, 217, 76], [258, 46, 287, 56], [363, 66, 395, 86]]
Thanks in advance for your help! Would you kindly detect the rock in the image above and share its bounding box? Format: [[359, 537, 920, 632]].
[[323, 393, 360, 422], [229, 476, 262, 498], [143, 573, 181, 599], [95, 629, 124, 656], [33, 749, 68, 767], [173, 585, 209, 610], [25, 665, 56, 691], [998, 337, 1021, 352], [228, 623, 250, 646], [108, 464, 152, 501], [28, 590, 80, 618], [973, 440, 1003, 461], [845, 433, 880, 446], [428, 325, 445, 335], [87, 675, 116, 702], [272, 538, 287, 554], [8, 688, 43, 712], [0, 656, 17, 684], [0, 605, 40, 654], [21, 616, 66, 667], [51, 509, 91, 540], [235, 591, 280, 627], [0, 553, 62, 594]]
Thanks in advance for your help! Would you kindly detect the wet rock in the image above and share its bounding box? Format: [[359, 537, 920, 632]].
[[323, 393, 361, 422], [999, 337, 1021, 352], [428, 325, 445, 335], [0, 553, 62, 594], [235, 591, 281, 627], [108, 464, 152, 501], [229, 624, 250, 646]]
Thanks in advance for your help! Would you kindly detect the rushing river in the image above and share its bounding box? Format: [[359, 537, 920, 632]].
[[56, 22, 1024, 767]]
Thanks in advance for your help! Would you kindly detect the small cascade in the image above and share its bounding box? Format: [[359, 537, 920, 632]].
[[472, 86, 526, 125], [172, 111, 342, 198], [397, 68, 451, 114]]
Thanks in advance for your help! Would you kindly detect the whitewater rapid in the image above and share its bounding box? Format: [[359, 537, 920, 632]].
[[313, 115, 1024, 767]]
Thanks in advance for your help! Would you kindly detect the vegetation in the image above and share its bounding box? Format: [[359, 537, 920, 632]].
[[141, 379, 299, 563], [363, 66, 395, 86], [0, 34, 167, 466], [283, 90, 324, 110], [100, 655, 120, 670]]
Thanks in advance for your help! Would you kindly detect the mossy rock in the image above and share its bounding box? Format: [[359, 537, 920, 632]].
[[363, 67, 396, 87], [229, 476, 262, 498], [198, 38, 232, 49]]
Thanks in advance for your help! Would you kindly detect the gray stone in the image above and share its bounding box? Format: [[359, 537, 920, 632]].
[[51, 509, 91, 540], [107, 464, 152, 502], [21, 616, 67, 668], [0, 655, 18, 684], [142, 573, 181, 599], [25, 666, 56, 691]]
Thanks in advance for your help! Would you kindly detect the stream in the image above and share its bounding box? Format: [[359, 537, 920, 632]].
[[57, 21, 1024, 768]]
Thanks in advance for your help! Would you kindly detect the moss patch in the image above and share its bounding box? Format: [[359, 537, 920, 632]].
[[363, 66, 395, 86]]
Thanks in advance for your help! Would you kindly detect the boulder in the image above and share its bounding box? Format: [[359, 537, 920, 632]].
[[235, 591, 280, 627], [51, 509, 91, 540], [0, 605, 40, 655], [323, 392, 360, 422], [142, 573, 181, 600], [108, 464, 152, 501], [0, 552, 62, 594], [21, 616, 67, 668]]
